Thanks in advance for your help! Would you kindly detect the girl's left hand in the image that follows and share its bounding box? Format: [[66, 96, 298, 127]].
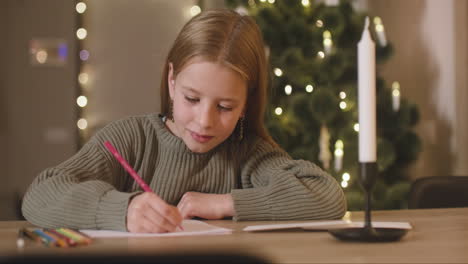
[[177, 192, 234, 220]]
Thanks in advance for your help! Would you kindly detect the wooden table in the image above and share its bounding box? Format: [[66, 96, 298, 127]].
[[0, 208, 467, 263]]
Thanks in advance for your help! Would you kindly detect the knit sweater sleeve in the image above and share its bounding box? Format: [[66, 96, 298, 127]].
[[231, 137, 347, 221], [21, 117, 147, 231]]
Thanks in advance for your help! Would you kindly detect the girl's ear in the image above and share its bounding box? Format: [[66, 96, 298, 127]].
[[168, 62, 175, 99]]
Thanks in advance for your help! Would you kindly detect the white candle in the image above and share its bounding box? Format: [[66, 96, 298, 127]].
[[373, 17, 387, 47], [358, 17, 377, 163], [334, 140, 344, 172], [323, 30, 333, 55], [392, 81, 400, 112]]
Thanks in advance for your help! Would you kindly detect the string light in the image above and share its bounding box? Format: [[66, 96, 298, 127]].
[[301, 0, 310, 7], [342, 172, 350, 181], [339, 101, 347, 110], [76, 95, 88, 107], [76, 28, 87, 40], [354, 123, 359, 132], [284, 84, 292, 95], [305, 84, 314, 93], [190, 5, 201, 17], [274, 68, 283, 77], [339, 91, 346, 99], [341, 172, 350, 188], [316, 20, 323, 28], [317, 51, 325, 59], [78, 73, 89, 85], [79, 50, 89, 61], [76, 2, 87, 14], [274, 107, 283, 115], [77, 118, 88, 130]]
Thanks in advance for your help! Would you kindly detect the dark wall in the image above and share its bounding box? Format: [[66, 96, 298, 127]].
[[0, 0, 77, 220]]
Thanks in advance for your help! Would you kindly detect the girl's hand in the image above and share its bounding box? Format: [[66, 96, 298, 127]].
[[177, 192, 235, 220], [126, 192, 183, 233]]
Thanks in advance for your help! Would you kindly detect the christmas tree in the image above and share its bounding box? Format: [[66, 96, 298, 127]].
[[226, 0, 422, 210]]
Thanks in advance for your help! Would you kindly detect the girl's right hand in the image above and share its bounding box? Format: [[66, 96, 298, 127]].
[[126, 192, 183, 233]]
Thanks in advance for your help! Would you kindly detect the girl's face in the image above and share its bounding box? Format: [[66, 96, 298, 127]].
[[166, 59, 247, 153]]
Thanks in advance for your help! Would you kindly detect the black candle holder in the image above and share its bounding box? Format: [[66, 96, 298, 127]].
[[329, 162, 408, 242]]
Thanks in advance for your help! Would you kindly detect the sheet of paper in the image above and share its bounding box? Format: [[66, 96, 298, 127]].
[[243, 220, 412, 232], [80, 219, 232, 238]]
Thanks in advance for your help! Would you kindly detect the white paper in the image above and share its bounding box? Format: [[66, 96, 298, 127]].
[[244, 220, 412, 232], [80, 220, 232, 238]]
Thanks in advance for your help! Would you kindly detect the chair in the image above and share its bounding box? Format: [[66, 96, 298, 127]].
[[408, 176, 468, 209]]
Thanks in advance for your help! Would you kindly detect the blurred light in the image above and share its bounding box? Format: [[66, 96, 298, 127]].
[[268, 0, 275, 3], [342, 172, 350, 181], [302, 0, 310, 7], [76, 28, 87, 40], [316, 20, 323, 28], [323, 38, 332, 46], [284, 84, 292, 95], [317, 51, 325, 59], [305, 84, 314, 93], [392, 81, 401, 90], [260, 0, 266, 2], [190, 5, 201, 17], [354, 123, 359, 132], [58, 43, 68, 60], [376, 24, 384, 32], [77, 118, 88, 130], [274, 107, 283, 115], [341, 181, 348, 188], [373, 16, 382, 25], [79, 50, 90, 61], [77, 95, 88, 107], [339, 101, 347, 110], [335, 139, 344, 150], [323, 30, 332, 39], [339, 91, 347, 99], [36, 49, 48, 64], [334, 148, 344, 156], [274, 68, 283, 77], [78, 73, 89, 84], [76, 2, 87, 14], [392, 89, 400, 97]]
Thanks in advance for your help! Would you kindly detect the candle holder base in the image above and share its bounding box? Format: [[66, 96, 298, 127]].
[[329, 227, 408, 242], [329, 162, 408, 242]]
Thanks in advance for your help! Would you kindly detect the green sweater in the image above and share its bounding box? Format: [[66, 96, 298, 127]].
[[22, 113, 346, 231]]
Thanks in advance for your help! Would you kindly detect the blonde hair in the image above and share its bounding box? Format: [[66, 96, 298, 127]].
[[160, 9, 276, 146]]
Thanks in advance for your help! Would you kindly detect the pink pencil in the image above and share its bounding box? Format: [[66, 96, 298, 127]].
[[104, 141, 152, 192], [103, 141, 184, 231]]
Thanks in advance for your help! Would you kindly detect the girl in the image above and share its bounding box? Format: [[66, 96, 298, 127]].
[[22, 9, 346, 233]]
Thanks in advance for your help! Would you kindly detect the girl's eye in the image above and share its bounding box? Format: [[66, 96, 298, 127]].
[[218, 105, 233, 111], [185, 96, 199, 103]]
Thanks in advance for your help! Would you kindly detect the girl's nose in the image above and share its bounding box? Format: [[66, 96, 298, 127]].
[[198, 106, 216, 129]]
